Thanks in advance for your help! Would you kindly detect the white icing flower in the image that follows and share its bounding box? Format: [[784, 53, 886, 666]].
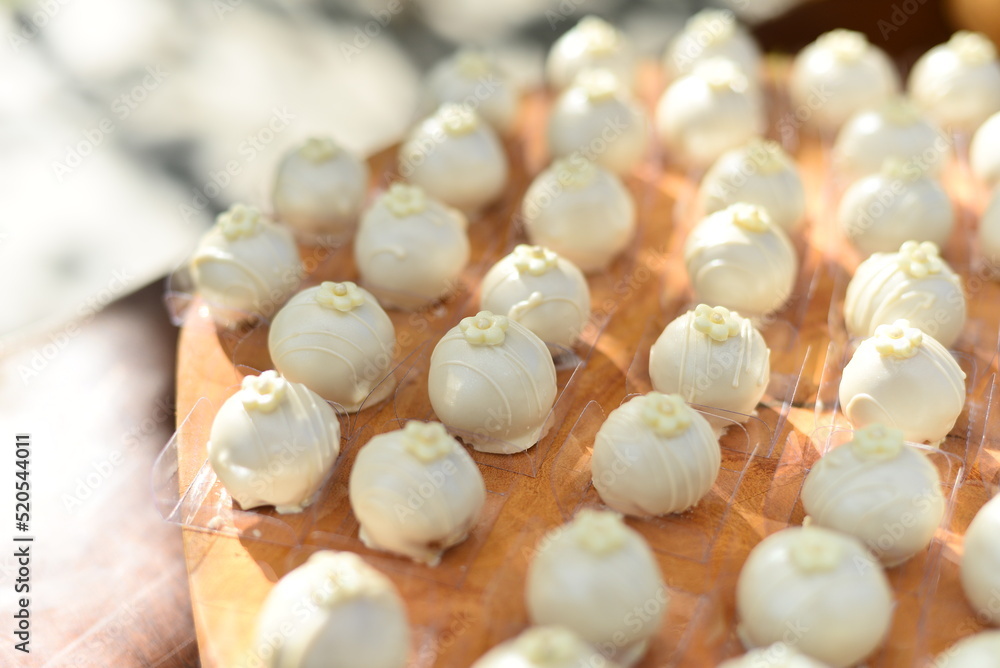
[[454, 49, 492, 79], [686, 9, 735, 45], [438, 103, 479, 136], [459, 311, 509, 346], [790, 528, 844, 573], [881, 156, 925, 182], [515, 627, 582, 664], [551, 157, 598, 190], [311, 552, 387, 607], [217, 204, 262, 240], [692, 304, 741, 342], [819, 29, 867, 62], [728, 203, 771, 232], [240, 370, 288, 413], [383, 182, 428, 217], [850, 423, 905, 462], [950, 31, 996, 65], [316, 281, 365, 312], [570, 509, 627, 555], [299, 136, 341, 163], [897, 240, 944, 278], [511, 245, 559, 276], [881, 97, 923, 125], [577, 16, 620, 56], [640, 392, 693, 437], [576, 69, 619, 103], [873, 319, 924, 359], [401, 421, 456, 462], [696, 58, 749, 92], [744, 139, 789, 176]]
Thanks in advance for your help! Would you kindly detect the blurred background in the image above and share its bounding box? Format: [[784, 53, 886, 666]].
[[0, 0, 993, 665]]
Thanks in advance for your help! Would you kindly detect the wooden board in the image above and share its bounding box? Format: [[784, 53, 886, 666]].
[[170, 63, 1000, 667]]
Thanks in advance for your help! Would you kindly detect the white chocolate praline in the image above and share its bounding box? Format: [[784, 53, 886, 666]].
[[525, 510, 667, 667], [697, 139, 807, 234], [801, 424, 945, 566], [592, 392, 721, 516], [838, 160, 955, 256], [207, 371, 341, 514], [971, 111, 1000, 187], [684, 204, 798, 317], [547, 69, 648, 175], [425, 49, 518, 133], [521, 157, 636, 273], [354, 182, 469, 310], [190, 204, 303, 326], [933, 631, 1000, 667], [736, 527, 894, 668], [254, 551, 409, 668], [839, 319, 966, 444], [789, 30, 900, 132], [648, 305, 770, 426], [471, 626, 622, 668], [663, 9, 761, 80], [979, 187, 1000, 270], [717, 643, 832, 668], [268, 281, 397, 412], [349, 421, 486, 566], [960, 494, 1000, 625], [545, 15, 636, 92], [833, 98, 951, 179], [399, 104, 508, 215], [272, 137, 370, 246], [428, 311, 557, 453], [908, 31, 1000, 132], [479, 245, 590, 349], [656, 57, 765, 169], [845, 241, 966, 348]]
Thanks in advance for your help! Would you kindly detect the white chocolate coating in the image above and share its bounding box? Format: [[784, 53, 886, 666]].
[[254, 551, 409, 668], [521, 157, 636, 273], [802, 424, 945, 566], [471, 626, 621, 668], [545, 16, 636, 92], [272, 137, 370, 246], [908, 31, 1000, 132], [399, 104, 508, 215], [933, 631, 1000, 667], [649, 305, 770, 425], [190, 204, 303, 326], [684, 204, 798, 317], [839, 319, 966, 444], [697, 139, 807, 234], [960, 494, 1000, 625], [789, 30, 900, 132], [979, 187, 1000, 269], [736, 527, 893, 668], [526, 510, 667, 667], [837, 161, 955, 256], [547, 69, 648, 175], [207, 371, 341, 514], [717, 643, 832, 668], [845, 241, 966, 348], [663, 9, 761, 80], [268, 281, 397, 412], [428, 311, 557, 453], [971, 111, 1000, 187], [592, 393, 720, 516], [349, 421, 486, 566], [425, 49, 518, 133], [656, 58, 765, 169], [480, 245, 591, 349], [354, 182, 469, 310], [833, 98, 951, 179]]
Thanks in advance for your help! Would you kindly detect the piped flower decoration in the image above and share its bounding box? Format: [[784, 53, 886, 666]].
[[551, 157, 598, 190], [383, 182, 428, 217], [640, 392, 693, 438], [299, 136, 341, 163], [218, 204, 262, 240], [897, 240, 944, 278], [687, 10, 736, 46], [881, 97, 922, 126], [696, 58, 748, 92], [873, 319, 924, 359], [240, 370, 288, 413], [459, 311, 509, 346], [576, 69, 619, 103], [438, 103, 478, 136], [512, 245, 559, 276], [401, 421, 456, 463], [311, 552, 385, 608], [881, 156, 924, 182], [790, 528, 844, 574], [571, 509, 627, 555], [950, 31, 996, 66], [850, 423, 905, 462], [820, 29, 867, 62], [516, 627, 581, 665], [692, 304, 741, 342], [745, 139, 790, 176], [454, 49, 492, 79], [728, 203, 771, 232], [316, 281, 365, 312], [577, 16, 620, 56]]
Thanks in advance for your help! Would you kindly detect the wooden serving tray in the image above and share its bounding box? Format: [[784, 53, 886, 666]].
[[170, 63, 1000, 667]]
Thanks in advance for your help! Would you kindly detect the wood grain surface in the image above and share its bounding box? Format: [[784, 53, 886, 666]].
[[172, 63, 1000, 667]]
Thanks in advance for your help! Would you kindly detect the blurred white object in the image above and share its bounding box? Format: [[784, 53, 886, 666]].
[[545, 15, 636, 91], [663, 9, 761, 80], [423, 49, 519, 133], [971, 110, 1000, 187]]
